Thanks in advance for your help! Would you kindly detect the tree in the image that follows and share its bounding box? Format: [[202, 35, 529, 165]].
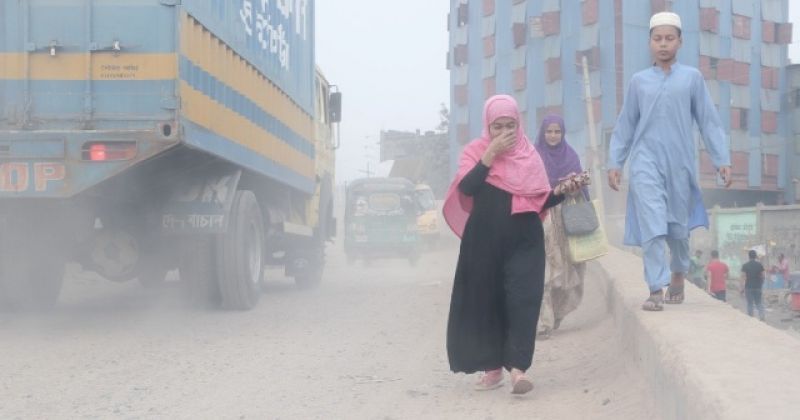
[[436, 103, 449, 133]]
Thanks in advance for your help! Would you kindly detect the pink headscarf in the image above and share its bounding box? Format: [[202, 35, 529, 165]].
[[442, 95, 552, 238]]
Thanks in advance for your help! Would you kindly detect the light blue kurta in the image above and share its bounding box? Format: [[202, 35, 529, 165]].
[[608, 63, 730, 247]]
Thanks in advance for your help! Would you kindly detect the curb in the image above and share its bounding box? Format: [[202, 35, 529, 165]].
[[596, 247, 800, 420]]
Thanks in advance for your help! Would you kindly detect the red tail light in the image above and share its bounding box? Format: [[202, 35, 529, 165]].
[[82, 142, 137, 161]]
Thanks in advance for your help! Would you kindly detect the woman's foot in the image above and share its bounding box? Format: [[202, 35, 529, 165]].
[[510, 368, 534, 395], [642, 289, 664, 311], [536, 327, 551, 340], [474, 368, 504, 391]]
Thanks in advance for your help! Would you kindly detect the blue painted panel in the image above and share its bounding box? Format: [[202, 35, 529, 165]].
[[0, 130, 175, 197], [0, 1, 175, 53], [467, 0, 484, 140], [718, 0, 733, 135], [673, 0, 700, 68], [448, 0, 459, 176], [495, 1, 512, 94], [749, 1, 763, 187], [525, 1, 544, 133], [778, 0, 790, 191], [1, 80, 175, 130], [0, 1, 177, 130], [181, 0, 315, 115], [181, 120, 314, 194], [622, 3, 652, 88], [599, 0, 617, 128], [179, 56, 314, 158], [0, 139, 64, 159], [560, 0, 585, 153]]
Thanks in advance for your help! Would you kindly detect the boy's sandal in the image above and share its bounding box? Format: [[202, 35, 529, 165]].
[[642, 294, 664, 311], [664, 283, 685, 304]]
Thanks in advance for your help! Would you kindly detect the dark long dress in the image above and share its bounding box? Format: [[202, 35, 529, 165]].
[[447, 162, 563, 373]]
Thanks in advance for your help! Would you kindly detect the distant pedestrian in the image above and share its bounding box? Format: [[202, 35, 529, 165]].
[[773, 253, 790, 289], [533, 114, 588, 338], [705, 250, 728, 302], [606, 12, 732, 311], [740, 250, 766, 321], [442, 95, 582, 394], [689, 250, 705, 289]]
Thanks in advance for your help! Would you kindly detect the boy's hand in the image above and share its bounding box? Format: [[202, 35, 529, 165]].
[[607, 169, 621, 192], [719, 166, 732, 188]]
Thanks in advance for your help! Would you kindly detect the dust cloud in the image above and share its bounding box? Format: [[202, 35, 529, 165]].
[[0, 194, 656, 419]]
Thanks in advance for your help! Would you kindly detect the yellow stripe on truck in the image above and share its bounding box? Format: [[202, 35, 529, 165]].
[[180, 81, 315, 180], [179, 12, 314, 145], [0, 53, 177, 80]]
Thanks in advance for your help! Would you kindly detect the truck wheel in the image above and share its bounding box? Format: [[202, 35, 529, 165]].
[[218, 190, 264, 310], [179, 238, 221, 308], [89, 228, 140, 282]]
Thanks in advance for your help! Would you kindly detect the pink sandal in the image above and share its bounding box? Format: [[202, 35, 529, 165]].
[[474, 368, 503, 391], [510, 371, 534, 395]]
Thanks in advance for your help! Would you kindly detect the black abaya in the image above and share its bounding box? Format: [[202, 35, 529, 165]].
[[446, 162, 563, 373]]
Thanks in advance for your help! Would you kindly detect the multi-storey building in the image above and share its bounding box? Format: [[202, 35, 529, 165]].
[[447, 0, 795, 210], [787, 63, 800, 203]]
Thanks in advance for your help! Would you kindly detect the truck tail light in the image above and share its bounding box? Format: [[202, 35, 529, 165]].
[[82, 142, 137, 161]]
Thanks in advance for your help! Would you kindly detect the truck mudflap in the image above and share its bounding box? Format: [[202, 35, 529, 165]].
[[161, 167, 242, 234]]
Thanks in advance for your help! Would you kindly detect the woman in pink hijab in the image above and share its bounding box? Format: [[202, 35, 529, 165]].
[[443, 95, 580, 394]]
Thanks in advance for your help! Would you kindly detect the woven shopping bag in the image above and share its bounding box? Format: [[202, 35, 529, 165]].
[[567, 199, 609, 263]]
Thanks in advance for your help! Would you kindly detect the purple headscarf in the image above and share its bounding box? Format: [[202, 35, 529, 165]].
[[534, 114, 589, 198]]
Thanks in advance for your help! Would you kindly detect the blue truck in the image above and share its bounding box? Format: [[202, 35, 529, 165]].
[[0, 0, 341, 310]]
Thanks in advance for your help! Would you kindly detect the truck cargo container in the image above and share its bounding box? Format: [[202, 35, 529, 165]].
[[0, 0, 341, 310]]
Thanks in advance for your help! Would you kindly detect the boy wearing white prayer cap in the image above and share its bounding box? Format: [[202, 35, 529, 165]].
[[607, 11, 733, 311]]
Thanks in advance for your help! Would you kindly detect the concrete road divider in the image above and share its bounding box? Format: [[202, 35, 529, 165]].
[[597, 247, 800, 420]]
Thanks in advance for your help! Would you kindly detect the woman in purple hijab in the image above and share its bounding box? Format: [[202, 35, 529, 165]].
[[534, 115, 588, 338], [535, 115, 589, 199]]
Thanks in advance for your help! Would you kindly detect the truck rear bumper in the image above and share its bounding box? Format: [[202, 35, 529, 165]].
[[0, 129, 179, 198]]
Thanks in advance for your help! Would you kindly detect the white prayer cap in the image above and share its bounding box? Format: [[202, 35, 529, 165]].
[[649, 12, 682, 30]]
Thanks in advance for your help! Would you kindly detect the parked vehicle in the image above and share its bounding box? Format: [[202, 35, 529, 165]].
[[344, 177, 420, 265], [0, 0, 340, 310], [414, 183, 440, 246]]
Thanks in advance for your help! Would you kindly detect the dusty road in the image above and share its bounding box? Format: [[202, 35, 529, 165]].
[[0, 240, 655, 419]]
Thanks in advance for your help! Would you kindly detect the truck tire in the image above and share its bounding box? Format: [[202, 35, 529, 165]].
[[179, 237, 221, 308], [217, 190, 264, 310], [89, 228, 140, 282]]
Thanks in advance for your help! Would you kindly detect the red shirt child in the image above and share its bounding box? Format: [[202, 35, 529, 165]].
[[706, 256, 729, 293]]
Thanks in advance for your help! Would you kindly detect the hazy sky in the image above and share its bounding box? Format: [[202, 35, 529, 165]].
[[317, 2, 800, 183], [316, 1, 450, 183]]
